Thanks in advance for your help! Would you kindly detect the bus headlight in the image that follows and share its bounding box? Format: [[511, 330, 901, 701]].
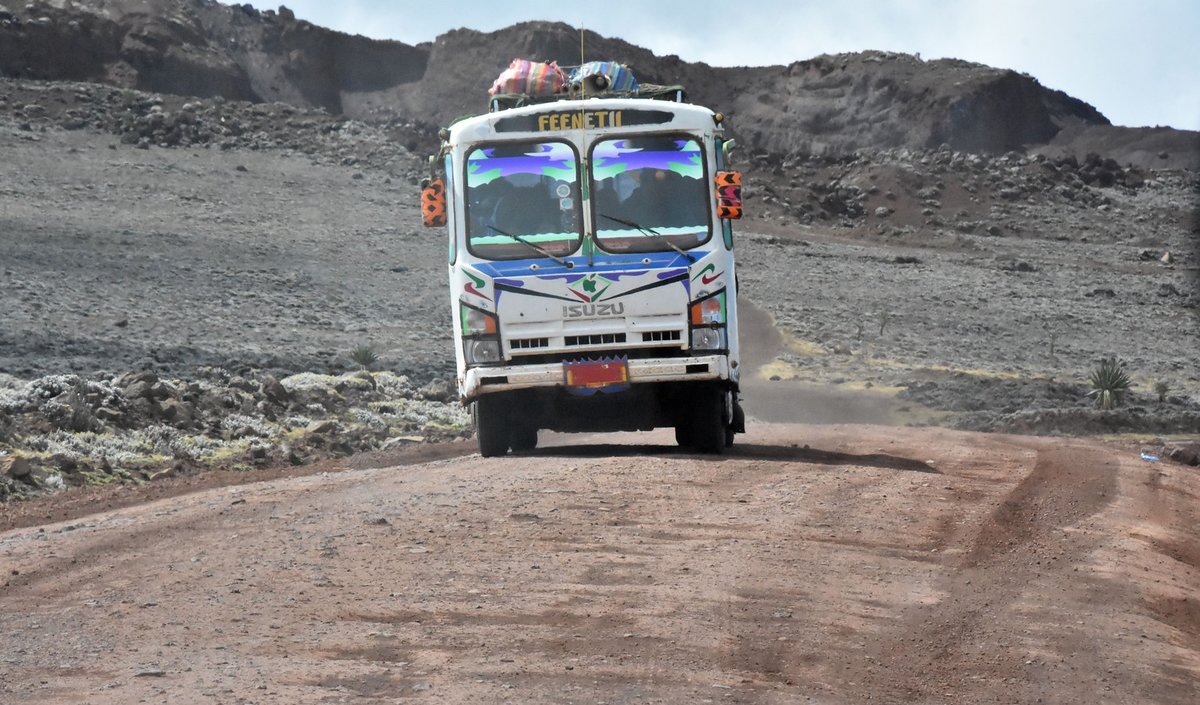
[[689, 289, 727, 351], [690, 327, 727, 351], [461, 302, 501, 366], [464, 339, 502, 365]]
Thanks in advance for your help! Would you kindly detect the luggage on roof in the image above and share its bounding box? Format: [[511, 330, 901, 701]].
[[486, 58, 686, 111], [568, 61, 639, 93], [488, 59, 566, 97]]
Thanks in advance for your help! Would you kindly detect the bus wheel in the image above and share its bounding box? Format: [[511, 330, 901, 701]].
[[691, 387, 726, 455], [474, 395, 510, 457], [511, 424, 538, 452], [674, 422, 694, 448]]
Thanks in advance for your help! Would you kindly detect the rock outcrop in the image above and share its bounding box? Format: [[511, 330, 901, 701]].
[[4, 1, 1193, 166]]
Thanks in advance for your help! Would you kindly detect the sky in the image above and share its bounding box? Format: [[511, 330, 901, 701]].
[[247, 1, 1199, 131]]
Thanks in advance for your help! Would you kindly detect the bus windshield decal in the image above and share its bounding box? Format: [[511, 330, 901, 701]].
[[590, 135, 711, 255], [592, 138, 703, 181], [465, 140, 584, 261], [467, 142, 576, 187]]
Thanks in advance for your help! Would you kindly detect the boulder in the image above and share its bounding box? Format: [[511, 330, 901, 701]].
[[119, 371, 159, 389], [148, 381, 174, 400], [306, 419, 337, 434], [228, 376, 258, 393], [95, 406, 124, 424], [419, 378, 456, 403], [123, 380, 154, 400], [1167, 443, 1200, 467], [1, 455, 32, 479], [158, 399, 195, 426], [260, 374, 292, 404]]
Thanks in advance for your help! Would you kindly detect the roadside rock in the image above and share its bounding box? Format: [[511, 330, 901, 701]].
[[418, 378, 456, 403], [1167, 442, 1200, 466], [260, 374, 291, 404], [306, 419, 337, 435], [1, 454, 31, 478]]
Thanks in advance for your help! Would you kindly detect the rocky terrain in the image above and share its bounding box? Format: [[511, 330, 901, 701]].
[[0, 2, 1198, 503], [3, 1, 1198, 167], [0, 77, 468, 500]]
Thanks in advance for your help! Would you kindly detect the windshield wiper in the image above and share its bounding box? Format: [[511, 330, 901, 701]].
[[597, 213, 695, 262], [486, 224, 573, 268]]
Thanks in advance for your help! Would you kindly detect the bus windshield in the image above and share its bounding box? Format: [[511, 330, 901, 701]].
[[465, 141, 583, 260], [590, 135, 710, 254]]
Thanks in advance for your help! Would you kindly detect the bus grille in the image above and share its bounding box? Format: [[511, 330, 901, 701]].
[[565, 333, 627, 347], [511, 337, 550, 350], [641, 330, 681, 343]]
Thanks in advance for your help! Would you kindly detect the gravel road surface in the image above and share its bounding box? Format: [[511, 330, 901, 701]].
[[2, 424, 1198, 704]]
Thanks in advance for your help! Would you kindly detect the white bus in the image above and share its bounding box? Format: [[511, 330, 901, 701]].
[[421, 81, 745, 456]]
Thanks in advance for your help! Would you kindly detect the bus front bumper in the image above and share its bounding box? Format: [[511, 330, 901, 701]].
[[462, 354, 731, 399]]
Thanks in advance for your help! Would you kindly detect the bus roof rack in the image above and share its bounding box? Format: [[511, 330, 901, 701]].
[[488, 84, 688, 113]]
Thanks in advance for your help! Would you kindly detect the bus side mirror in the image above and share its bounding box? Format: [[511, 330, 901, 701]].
[[715, 171, 742, 220], [421, 178, 447, 227]]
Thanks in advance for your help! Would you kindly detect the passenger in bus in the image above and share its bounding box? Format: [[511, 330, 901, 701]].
[[624, 169, 696, 228], [493, 175, 574, 237]]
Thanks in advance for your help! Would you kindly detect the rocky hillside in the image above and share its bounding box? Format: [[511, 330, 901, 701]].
[[3, 0, 1197, 167]]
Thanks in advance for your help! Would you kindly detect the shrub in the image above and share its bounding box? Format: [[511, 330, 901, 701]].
[[1087, 357, 1132, 410], [1154, 380, 1170, 403], [351, 344, 379, 370]]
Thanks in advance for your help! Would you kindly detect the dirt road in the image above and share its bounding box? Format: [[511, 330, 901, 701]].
[[2, 422, 1198, 704]]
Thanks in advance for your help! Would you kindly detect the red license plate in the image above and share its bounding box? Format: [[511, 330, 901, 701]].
[[564, 358, 628, 388]]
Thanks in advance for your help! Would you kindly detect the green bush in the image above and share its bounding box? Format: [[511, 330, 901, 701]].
[[1087, 356, 1132, 410], [351, 344, 379, 370]]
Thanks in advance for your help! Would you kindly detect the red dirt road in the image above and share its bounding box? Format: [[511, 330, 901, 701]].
[[2, 424, 1198, 704]]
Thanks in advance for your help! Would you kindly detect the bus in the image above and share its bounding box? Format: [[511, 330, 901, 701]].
[[421, 74, 745, 456]]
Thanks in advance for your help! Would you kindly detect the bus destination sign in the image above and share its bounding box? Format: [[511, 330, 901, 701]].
[[494, 109, 674, 133]]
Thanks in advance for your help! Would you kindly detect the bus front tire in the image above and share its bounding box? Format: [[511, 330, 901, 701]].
[[474, 396, 510, 457], [691, 387, 726, 455]]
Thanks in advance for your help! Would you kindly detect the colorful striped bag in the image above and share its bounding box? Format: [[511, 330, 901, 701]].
[[488, 59, 567, 96], [568, 61, 639, 92]]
